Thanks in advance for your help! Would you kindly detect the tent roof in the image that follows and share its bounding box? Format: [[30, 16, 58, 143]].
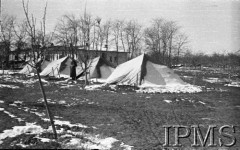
[[105, 54, 186, 86], [19, 59, 50, 75], [78, 56, 115, 79]]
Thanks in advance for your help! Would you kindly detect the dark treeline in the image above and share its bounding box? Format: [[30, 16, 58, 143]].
[[176, 51, 240, 69]]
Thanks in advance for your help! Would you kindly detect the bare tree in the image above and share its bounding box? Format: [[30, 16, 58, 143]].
[[22, 0, 57, 139], [165, 21, 179, 66], [173, 33, 188, 64], [78, 12, 95, 85], [13, 21, 28, 51], [54, 14, 79, 58], [111, 20, 121, 64], [0, 14, 15, 69], [144, 18, 183, 66], [144, 18, 163, 63], [124, 20, 142, 59], [93, 16, 101, 50], [102, 19, 111, 51]]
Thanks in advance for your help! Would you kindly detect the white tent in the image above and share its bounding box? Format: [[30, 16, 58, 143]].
[[105, 54, 187, 86], [19, 60, 50, 75], [40, 56, 83, 78], [87, 56, 115, 79]]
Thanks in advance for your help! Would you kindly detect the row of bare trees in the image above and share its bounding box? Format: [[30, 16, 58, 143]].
[[144, 18, 188, 66], [53, 15, 143, 60], [52, 15, 188, 66], [1, 4, 189, 68]]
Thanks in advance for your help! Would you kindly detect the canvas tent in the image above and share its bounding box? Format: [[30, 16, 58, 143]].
[[105, 54, 187, 86], [87, 56, 115, 79], [40, 56, 83, 78], [19, 60, 50, 75], [78, 56, 115, 80]]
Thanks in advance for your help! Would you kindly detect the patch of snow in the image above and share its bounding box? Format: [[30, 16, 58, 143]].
[[61, 134, 73, 138], [0, 70, 17, 74], [225, 82, 240, 87], [0, 123, 44, 143], [40, 79, 49, 83], [42, 118, 50, 122], [62, 136, 118, 149], [54, 116, 63, 119], [120, 142, 133, 150], [30, 111, 45, 117], [15, 143, 29, 148], [198, 101, 206, 105], [3, 110, 17, 118], [164, 100, 172, 103], [58, 100, 66, 104], [188, 100, 194, 103], [202, 118, 213, 120], [0, 84, 20, 89], [90, 78, 107, 83], [9, 103, 18, 107], [54, 119, 88, 128], [42, 118, 88, 129], [37, 98, 55, 104], [36, 137, 51, 143], [54, 79, 69, 84], [60, 84, 75, 88], [85, 84, 103, 91], [22, 107, 30, 112], [2, 110, 24, 122], [203, 77, 232, 84], [203, 78, 220, 83], [59, 74, 71, 78], [137, 84, 202, 93], [109, 85, 117, 91], [183, 76, 193, 79]]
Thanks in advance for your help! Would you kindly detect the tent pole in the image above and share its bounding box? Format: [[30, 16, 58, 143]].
[[52, 67, 54, 77], [56, 67, 60, 78], [27, 65, 30, 74]]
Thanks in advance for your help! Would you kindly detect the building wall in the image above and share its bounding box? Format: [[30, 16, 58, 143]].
[[9, 47, 129, 67], [46, 48, 129, 66]]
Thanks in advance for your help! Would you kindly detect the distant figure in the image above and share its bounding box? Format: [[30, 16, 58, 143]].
[[70, 59, 77, 80], [36, 58, 43, 73]]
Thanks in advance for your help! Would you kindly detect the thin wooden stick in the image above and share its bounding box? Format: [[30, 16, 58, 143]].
[[36, 70, 57, 139]]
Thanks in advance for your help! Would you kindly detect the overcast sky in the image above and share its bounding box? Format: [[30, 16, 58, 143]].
[[2, 0, 240, 54]]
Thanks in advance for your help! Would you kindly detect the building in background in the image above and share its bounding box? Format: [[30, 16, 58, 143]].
[[9, 46, 129, 68]]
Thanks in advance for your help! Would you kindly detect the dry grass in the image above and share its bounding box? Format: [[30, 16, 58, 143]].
[[0, 68, 239, 149]]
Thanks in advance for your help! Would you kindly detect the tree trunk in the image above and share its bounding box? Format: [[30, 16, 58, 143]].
[[36, 70, 57, 139]]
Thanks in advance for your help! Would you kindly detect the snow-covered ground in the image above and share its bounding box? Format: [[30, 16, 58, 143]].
[[1, 74, 38, 87], [225, 82, 240, 87], [0, 84, 20, 89], [0, 120, 131, 149], [137, 84, 202, 93], [0, 70, 18, 75], [202, 77, 240, 88], [0, 99, 132, 149], [202, 77, 229, 83], [163, 98, 208, 107], [0, 123, 44, 145]]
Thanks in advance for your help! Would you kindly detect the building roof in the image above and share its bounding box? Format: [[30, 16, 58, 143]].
[[9, 46, 129, 54]]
